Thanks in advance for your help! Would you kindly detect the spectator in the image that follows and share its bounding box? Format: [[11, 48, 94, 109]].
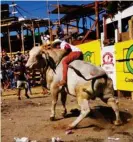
[[15, 51, 24, 63], [24, 52, 29, 62], [40, 33, 50, 46], [14, 61, 30, 100], [0, 51, 34, 96], [25, 70, 32, 95], [56, 25, 64, 39], [3, 52, 10, 64], [7, 66, 15, 89], [1, 65, 9, 90], [0, 69, 3, 94]]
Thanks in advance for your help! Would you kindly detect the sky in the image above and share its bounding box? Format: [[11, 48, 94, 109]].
[[1, 1, 94, 35], [1, 1, 92, 21]]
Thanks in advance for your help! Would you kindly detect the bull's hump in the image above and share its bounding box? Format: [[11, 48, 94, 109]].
[[69, 60, 105, 78]]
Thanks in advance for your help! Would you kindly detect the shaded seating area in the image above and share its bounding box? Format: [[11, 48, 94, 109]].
[[1, 17, 53, 57]]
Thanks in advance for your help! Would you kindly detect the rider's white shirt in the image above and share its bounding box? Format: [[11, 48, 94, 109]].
[[60, 41, 81, 52], [41, 35, 50, 45]]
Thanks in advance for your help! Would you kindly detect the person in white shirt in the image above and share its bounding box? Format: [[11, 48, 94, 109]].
[[52, 39, 83, 86], [41, 33, 50, 46]]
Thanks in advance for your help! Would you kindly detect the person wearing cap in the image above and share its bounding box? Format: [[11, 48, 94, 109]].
[[52, 39, 83, 86]]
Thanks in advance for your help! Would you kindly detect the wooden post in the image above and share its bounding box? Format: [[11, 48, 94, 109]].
[[76, 20, 79, 33], [115, 29, 118, 43], [57, 0, 60, 25], [103, 16, 107, 40], [81, 20, 98, 43], [38, 26, 40, 35], [82, 17, 85, 33], [32, 21, 35, 47], [7, 26, 12, 59], [37, 26, 40, 46], [21, 24, 25, 54], [66, 24, 69, 35], [49, 27, 53, 42], [118, 11, 122, 33], [128, 19, 133, 40], [95, 1, 99, 39], [26, 29, 28, 36], [117, 90, 123, 98], [131, 92, 133, 100]]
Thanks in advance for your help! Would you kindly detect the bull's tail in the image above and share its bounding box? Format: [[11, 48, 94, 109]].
[[68, 65, 107, 81]]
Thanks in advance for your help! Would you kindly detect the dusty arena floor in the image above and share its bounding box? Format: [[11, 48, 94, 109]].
[[1, 87, 133, 142]]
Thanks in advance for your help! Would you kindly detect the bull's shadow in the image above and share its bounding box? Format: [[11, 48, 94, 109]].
[[66, 106, 132, 124]]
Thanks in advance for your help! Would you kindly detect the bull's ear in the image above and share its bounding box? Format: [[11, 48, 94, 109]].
[[41, 51, 49, 60], [48, 56, 56, 72], [44, 52, 56, 72], [45, 52, 50, 60]]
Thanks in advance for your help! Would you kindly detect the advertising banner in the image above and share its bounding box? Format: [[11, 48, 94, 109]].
[[101, 45, 117, 90], [77, 40, 101, 66], [115, 40, 133, 91]]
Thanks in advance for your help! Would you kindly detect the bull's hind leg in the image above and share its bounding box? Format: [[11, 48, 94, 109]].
[[67, 98, 91, 130], [50, 82, 59, 121], [61, 87, 67, 117], [107, 98, 122, 125], [102, 78, 122, 125]]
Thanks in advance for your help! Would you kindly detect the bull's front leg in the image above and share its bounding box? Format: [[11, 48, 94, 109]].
[[67, 98, 91, 130], [60, 87, 67, 117], [50, 82, 59, 121]]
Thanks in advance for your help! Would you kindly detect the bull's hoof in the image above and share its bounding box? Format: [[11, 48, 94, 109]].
[[114, 120, 122, 126], [62, 110, 67, 118], [62, 113, 67, 118], [66, 125, 74, 131], [42, 89, 49, 95], [50, 116, 55, 121]]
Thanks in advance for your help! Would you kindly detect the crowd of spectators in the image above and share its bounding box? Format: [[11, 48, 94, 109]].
[[1, 50, 32, 95]]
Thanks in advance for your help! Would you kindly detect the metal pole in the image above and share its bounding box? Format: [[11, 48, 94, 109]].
[[32, 21, 35, 46], [57, 0, 60, 25], [12, 1, 15, 17], [82, 17, 86, 33], [21, 24, 25, 54], [38, 24, 41, 46], [76, 19, 79, 33], [46, 0, 52, 42], [95, 1, 99, 39], [7, 27, 12, 58], [66, 24, 69, 35], [103, 16, 107, 40]]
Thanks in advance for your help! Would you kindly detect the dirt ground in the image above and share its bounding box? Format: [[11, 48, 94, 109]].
[[1, 87, 133, 142]]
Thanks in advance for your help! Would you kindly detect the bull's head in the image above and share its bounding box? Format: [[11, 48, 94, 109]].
[[26, 46, 47, 69], [26, 46, 56, 72]]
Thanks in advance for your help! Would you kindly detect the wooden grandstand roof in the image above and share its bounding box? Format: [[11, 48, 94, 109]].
[[1, 18, 53, 32], [51, 1, 108, 23]]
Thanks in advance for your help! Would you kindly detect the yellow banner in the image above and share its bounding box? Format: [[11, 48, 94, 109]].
[[77, 40, 101, 66], [115, 40, 133, 91]]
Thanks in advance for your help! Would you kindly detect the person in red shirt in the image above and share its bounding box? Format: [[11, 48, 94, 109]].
[[52, 39, 83, 86]]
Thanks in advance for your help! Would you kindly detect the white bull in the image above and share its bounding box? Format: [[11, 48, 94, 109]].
[[26, 46, 122, 130]]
